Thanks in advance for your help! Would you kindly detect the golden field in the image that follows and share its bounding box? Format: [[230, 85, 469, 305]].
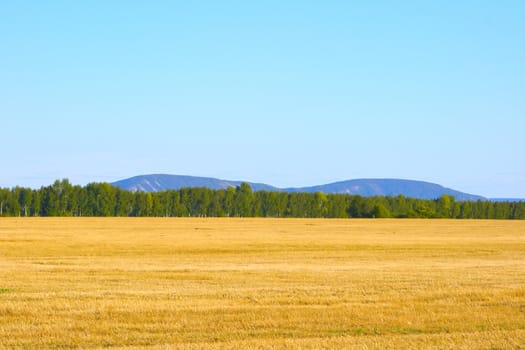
[[1, 218, 524, 349]]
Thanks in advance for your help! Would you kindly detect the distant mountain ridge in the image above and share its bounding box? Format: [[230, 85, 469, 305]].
[[111, 174, 486, 201], [491, 198, 525, 202], [283, 178, 486, 201], [112, 174, 279, 193]]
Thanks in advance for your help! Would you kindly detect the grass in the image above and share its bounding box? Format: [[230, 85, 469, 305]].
[[0, 218, 524, 349]]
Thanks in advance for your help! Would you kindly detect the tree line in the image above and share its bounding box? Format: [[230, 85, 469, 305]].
[[0, 179, 524, 219]]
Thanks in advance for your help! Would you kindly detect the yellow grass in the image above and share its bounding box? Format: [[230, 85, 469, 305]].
[[1, 218, 525, 349]]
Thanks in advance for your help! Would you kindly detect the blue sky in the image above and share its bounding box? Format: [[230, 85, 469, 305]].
[[1, 1, 524, 197]]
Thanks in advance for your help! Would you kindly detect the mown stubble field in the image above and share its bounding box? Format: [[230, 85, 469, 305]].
[[1, 218, 524, 349]]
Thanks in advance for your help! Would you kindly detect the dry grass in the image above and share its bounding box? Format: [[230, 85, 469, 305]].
[[1, 218, 525, 349]]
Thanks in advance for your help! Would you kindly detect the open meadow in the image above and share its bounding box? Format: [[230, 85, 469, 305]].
[[1, 218, 525, 349]]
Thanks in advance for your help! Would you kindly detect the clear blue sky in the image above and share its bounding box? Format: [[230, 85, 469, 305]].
[[1, 1, 524, 197]]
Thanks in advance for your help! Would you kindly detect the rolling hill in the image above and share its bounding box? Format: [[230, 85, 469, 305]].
[[111, 174, 279, 193], [111, 174, 486, 201], [284, 178, 486, 200]]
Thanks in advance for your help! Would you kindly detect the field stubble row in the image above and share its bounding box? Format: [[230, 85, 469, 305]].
[[0, 218, 524, 349]]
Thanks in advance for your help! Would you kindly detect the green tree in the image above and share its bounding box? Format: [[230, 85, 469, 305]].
[[436, 195, 453, 218], [326, 194, 348, 218], [0, 188, 9, 216], [459, 201, 473, 219], [116, 189, 134, 216], [234, 183, 254, 217], [31, 189, 41, 216], [18, 187, 33, 216], [8, 188, 21, 216], [372, 203, 391, 218]]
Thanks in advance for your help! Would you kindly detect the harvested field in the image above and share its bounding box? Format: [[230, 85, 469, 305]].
[[0, 218, 524, 349]]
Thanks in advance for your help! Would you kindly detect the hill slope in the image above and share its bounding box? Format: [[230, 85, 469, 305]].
[[112, 174, 279, 193], [287, 179, 485, 201], [112, 174, 485, 201]]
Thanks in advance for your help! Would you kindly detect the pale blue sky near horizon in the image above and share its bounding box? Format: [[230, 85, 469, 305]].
[[1, 1, 524, 197]]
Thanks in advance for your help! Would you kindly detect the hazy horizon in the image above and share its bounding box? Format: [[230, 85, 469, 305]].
[[1, 1, 524, 197]]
